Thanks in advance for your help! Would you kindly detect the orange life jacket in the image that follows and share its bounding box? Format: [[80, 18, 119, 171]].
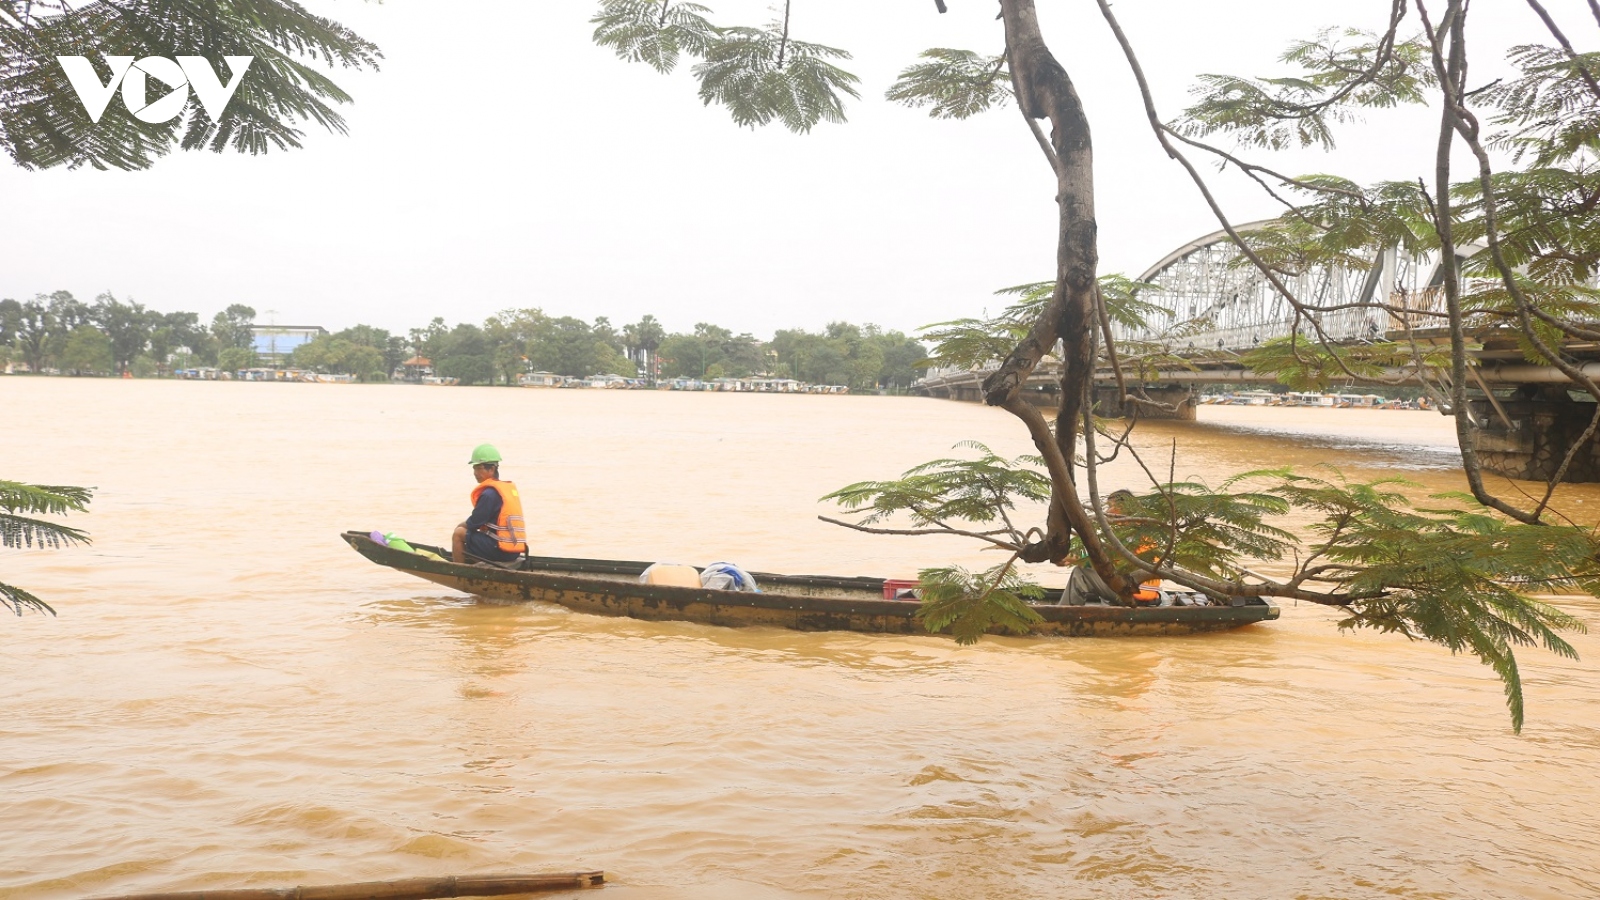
[[470, 478, 527, 554], [1129, 539, 1161, 602]]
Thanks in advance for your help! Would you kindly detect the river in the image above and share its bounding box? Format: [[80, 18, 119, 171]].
[[3, 378, 1597, 900]]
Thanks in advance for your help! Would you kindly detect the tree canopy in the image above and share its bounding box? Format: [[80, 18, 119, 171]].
[[0, 0, 380, 170], [587, 0, 1599, 731]]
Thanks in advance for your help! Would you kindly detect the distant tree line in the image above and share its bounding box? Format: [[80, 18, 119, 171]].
[[0, 293, 928, 391], [0, 291, 254, 377]]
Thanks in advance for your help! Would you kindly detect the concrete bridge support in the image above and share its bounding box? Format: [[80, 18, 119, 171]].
[[920, 376, 1059, 407], [1093, 385, 1197, 422], [921, 375, 1196, 420], [948, 383, 983, 403], [1469, 386, 1600, 482]]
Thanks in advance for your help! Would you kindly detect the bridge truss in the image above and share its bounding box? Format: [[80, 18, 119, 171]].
[[1120, 223, 1451, 353]]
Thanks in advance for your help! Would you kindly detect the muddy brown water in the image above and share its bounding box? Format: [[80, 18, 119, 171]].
[[3, 379, 1598, 899]]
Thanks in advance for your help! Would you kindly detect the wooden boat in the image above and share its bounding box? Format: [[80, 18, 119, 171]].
[[342, 531, 1279, 637]]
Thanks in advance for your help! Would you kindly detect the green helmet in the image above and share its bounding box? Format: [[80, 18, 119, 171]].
[[469, 443, 502, 466]]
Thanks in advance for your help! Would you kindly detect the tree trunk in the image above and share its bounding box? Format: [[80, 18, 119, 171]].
[[985, 0, 1133, 597]]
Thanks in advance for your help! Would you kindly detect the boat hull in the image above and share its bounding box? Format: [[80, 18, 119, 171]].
[[342, 531, 1278, 637]]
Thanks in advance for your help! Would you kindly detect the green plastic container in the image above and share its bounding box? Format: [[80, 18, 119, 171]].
[[383, 532, 416, 554]]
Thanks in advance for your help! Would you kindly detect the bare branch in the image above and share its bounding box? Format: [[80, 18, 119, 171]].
[[816, 515, 1021, 551]]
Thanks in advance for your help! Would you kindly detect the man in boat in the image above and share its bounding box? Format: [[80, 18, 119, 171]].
[[452, 443, 528, 565], [1059, 490, 1163, 606]]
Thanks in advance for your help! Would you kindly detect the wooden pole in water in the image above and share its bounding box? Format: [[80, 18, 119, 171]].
[[84, 871, 606, 900]]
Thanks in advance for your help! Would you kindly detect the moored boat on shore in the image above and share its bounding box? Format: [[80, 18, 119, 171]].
[[342, 531, 1279, 637]]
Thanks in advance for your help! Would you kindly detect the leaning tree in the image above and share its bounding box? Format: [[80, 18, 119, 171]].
[[589, 0, 1598, 731]]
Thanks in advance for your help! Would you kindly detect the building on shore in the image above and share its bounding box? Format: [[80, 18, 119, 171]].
[[398, 356, 433, 383], [251, 325, 327, 367]]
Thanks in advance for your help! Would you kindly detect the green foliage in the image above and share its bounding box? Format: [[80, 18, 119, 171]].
[[826, 447, 1591, 730], [916, 316, 1030, 372], [1453, 166, 1600, 286], [1239, 179, 1439, 268], [1, 0, 381, 170], [211, 304, 256, 351], [1242, 335, 1451, 391], [10, 297, 52, 371], [914, 565, 1045, 645], [1247, 469, 1592, 733], [1095, 274, 1170, 333], [592, 0, 862, 132], [216, 346, 256, 372], [435, 356, 490, 385], [627, 312, 665, 371], [1091, 482, 1297, 582], [60, 325, 114, 375], [919, 275, 1167, 371], [149, 311, 211, 368], [1483, 45, 1600, 167], [525, 315, 634, 379], [1177, 28, 1435, 151], [329, 324, 408, 376], [92, 293, 152, 373], [4, 288, 923, 389], [693, 25, 860, 133], [591, 0, 716, 74], [408, 317, 450, 364], [1104, 466, 1591, 739], [578, 0, 1590, 734], [1459, 274, 1600, 364], [290, 334, 385, 379], [822, 441, 1050, 544], [885, 48, 1011, 120], [763, 324, 922, 389], [433, 322, 494, 385], [594, 340, 638, 378], [0, 298, 17, 346], [1, 480, 93, 617]]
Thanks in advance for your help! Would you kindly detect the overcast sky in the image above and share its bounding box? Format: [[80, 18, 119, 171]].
[[0, 0, 1574, 338]]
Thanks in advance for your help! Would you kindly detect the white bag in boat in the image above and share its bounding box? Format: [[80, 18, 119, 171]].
[[639, 563, 701, 587], [700, 561, 759, 592]]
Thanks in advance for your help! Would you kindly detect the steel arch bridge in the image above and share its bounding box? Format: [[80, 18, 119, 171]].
[[917, 223, 1459, 398], [1117, 221, 1452, 352], [914, 225, 1600, 482]]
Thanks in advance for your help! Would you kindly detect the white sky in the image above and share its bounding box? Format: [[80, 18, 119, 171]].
[[0, 0, 1574, 338]]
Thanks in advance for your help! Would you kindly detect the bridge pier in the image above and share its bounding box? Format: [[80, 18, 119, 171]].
[[921, 378, 1060, 407], [1469, 387, 1600, 483], [1093, 385, 1197, 421]]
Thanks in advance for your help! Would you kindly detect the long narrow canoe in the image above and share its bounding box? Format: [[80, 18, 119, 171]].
[[341, 531, 1279, 637]]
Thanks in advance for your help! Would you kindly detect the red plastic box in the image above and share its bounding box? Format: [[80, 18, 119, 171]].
[[882, 579, 921, 600]]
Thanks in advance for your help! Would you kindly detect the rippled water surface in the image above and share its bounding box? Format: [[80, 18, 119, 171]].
[[3, 379, 1598, 899]]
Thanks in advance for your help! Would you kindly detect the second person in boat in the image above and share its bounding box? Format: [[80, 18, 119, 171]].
[[1060, 489, 1162, 605]]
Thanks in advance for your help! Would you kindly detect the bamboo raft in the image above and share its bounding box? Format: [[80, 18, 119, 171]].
[[342, 531, 1279, 637]]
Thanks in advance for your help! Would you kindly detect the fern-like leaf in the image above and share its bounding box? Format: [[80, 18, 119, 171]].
[[590, 0, 716, 74], [915, 565, 1045, 644], [692, 26, 860, 133], [885, 48, 1010, 120], [1, 479, 93, 618]]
